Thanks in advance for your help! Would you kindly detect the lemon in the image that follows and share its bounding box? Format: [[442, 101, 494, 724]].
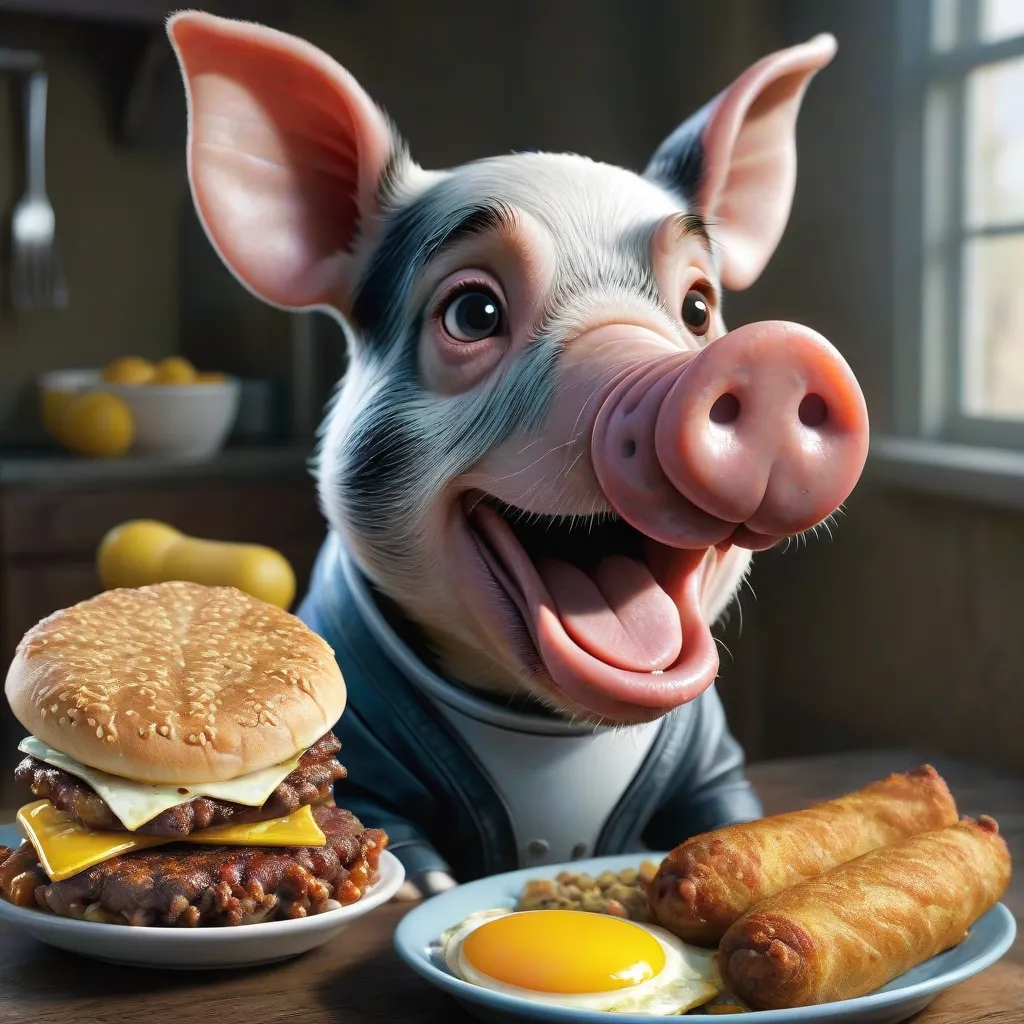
[[151, 356, 197, 385], [59, 392, 134, 458], [194, 371, 227, 384], [40, 388, 77, 438], [96, 520, 184, 590], [102, 356, 155, 385]]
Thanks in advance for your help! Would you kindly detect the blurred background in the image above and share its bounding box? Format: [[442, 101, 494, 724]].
[[0, 0, 1021, 798]]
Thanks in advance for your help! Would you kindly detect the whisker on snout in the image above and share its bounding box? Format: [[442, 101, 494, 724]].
[[713, 635, 735, 665]]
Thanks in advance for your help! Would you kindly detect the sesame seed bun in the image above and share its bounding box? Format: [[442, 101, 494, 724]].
[[5, 581, 346, 785]]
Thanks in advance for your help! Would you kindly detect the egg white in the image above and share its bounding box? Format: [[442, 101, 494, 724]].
[[439, 908, 721, 1015]]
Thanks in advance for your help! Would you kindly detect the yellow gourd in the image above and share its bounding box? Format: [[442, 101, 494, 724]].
[[96, 520, 296, 610]]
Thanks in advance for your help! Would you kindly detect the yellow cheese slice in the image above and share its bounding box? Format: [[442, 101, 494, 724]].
[[183, 805, 326, 848], [17, 800, 327, 882], [18, 736, 302, 831]]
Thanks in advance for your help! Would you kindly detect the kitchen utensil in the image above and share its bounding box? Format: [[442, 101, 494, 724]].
[[10, 69, 68, 312]]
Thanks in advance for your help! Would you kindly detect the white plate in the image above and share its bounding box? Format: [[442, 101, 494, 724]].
[[394, 852, 1017, 1024], [0, 822, 405, 969]]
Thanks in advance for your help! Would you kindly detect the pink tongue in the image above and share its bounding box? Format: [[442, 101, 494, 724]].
[[536, 555, 682, 672]]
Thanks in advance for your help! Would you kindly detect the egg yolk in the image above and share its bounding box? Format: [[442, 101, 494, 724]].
[[461, 910, 666, 994]]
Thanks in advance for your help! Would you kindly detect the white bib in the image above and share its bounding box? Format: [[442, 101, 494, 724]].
[[428, 697, 661, 867]]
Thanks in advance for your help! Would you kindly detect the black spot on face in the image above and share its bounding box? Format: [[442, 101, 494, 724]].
[[351, 191, 515, 348], [643, 98, 713, 206]]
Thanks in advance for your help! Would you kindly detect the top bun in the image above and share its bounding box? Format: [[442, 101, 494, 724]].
[[5, 581, 346, 785]]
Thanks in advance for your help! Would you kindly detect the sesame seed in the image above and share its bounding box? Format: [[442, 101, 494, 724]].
[[96, 726, 104, 738], [87, 718, 96, 727]]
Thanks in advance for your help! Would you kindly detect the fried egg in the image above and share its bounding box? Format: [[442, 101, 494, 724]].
[[437, 908, 720, 1014]]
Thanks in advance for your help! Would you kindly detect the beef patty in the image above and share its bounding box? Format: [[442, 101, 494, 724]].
[[15, 732, 347, 837], [0, 804, 387, 927]]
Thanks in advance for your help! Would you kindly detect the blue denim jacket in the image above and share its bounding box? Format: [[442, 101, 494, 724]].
[[298, 531, 763, 883]]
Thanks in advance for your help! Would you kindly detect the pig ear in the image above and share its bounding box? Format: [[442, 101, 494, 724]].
[[167, 11, 400, 312], [644, 34, 837, 291]]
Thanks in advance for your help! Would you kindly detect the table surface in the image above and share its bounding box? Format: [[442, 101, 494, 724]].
[[0, 748, 1021, 1024]]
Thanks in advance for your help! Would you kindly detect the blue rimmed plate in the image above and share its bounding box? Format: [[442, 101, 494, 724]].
[[394, 852, 1016, 1024]]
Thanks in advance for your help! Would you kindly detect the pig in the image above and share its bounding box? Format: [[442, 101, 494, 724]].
[[167, 12, 869, 901]]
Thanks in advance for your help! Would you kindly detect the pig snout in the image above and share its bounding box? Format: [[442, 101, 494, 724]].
[[591, 322, 869, 550]]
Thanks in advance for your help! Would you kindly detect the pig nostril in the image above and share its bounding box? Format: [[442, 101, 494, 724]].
[[798, 393, 828, 428], [621, 438, 637, 459], [709, 393, 741, 425]]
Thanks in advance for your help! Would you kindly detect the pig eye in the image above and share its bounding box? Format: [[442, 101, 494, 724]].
[[682, 288, 711, 336], [442, 289, 503, 342]]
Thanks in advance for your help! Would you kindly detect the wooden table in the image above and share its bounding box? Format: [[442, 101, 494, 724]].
[[0, 749, 1020, 1023]]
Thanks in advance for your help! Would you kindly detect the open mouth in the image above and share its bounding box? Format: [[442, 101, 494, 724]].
[[464, 494, 720, 720]]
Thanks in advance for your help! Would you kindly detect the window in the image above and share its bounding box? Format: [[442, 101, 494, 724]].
[[896, 0, 1024, 449]]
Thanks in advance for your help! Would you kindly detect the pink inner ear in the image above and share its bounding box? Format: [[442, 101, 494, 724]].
[[699, 34, 837, 292], [169, 13, 393, 309]]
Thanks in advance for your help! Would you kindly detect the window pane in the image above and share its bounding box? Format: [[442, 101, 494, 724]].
[[965, 56, 1024, 226], [981, 0, 1024, 42], [931, 0, 959, 51], [961, 233, 1024, 418]]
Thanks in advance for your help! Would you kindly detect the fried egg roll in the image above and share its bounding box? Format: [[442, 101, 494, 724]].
[[718, 815, 1011, 1010], [647, 765, 957, 945]]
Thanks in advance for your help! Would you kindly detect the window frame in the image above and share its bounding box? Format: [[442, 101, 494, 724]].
[[894, 0, 1024, 450]]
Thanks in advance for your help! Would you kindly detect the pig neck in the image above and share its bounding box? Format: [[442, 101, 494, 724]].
[[339, 537, 620, 736]]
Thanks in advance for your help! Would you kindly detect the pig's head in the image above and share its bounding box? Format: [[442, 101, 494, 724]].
[[169, 13, 869, 725]]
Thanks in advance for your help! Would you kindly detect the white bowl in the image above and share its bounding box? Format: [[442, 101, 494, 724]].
[[0, 820, 405, 970], [40, 368, 241, 460]]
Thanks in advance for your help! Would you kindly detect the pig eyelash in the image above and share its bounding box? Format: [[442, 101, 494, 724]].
[[699, 278, 718, 299], [685, 277, 718, 307]]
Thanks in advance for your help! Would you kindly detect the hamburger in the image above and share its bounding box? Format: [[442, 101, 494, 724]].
[[0, 581, 388, 927]]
